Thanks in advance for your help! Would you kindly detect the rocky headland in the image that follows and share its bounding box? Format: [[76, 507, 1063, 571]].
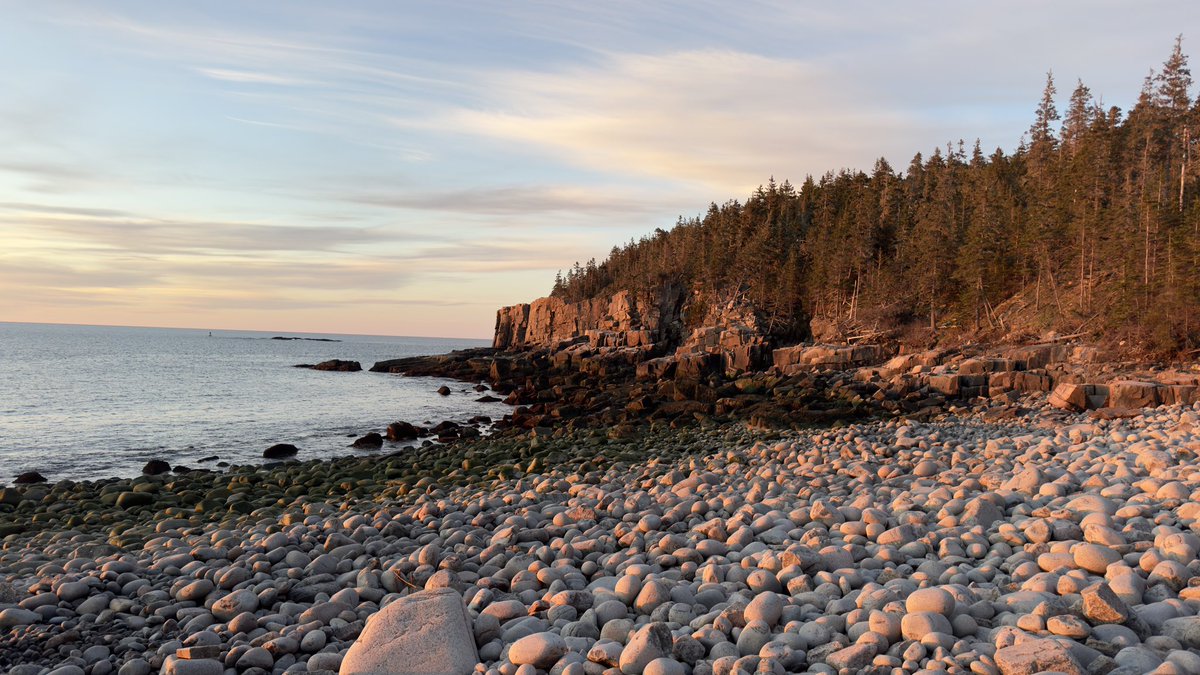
[[373, 288, 1200, 439], [4, 288, 1200, 675]]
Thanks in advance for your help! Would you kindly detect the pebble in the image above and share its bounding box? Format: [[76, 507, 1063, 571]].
[[508, 632, 568, 669], [643, 657, 686, 675], [235, 647, 273, 670], [211, 589, 258, 621], [619, 623, 673, 675], [56, 581, 90, 602], [905, 588, 955, 616], [0, 607, 41, 627]]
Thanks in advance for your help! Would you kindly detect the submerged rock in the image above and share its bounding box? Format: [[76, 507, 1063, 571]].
[[386, 421, 423, 441], [262, 443, 300, 459], [351, 432, 384, 449], [12, 471, 46, 484]]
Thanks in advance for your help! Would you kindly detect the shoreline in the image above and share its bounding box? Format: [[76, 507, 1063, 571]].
[[0, 324, 501, 487], [4, 396, 1200, 674]]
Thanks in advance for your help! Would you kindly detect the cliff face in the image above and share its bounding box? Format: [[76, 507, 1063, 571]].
[[492, 286, 687, 350], [493, 284, 809, 376]]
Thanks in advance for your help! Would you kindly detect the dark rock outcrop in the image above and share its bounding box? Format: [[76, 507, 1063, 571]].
[[351, 432, 384, 449], [13, 471, 46, 485], [294, 359, 361, 372], [386, 422, 423, 442], [263, 443, 300, 459], [142, 460, 171, 476], [371, 348, 497, 380]]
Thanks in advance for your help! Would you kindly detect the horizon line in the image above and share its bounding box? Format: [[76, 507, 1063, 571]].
[[0, 319, 492, 343]]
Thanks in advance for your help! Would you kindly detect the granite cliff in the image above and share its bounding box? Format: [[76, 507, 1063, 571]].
[[492, 284, 807, 378]]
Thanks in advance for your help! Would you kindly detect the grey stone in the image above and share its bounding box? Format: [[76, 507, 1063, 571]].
[[56, 581, 90, 602], [1163, 616, 1200, 649], [825, 643, 876, 671], [508, 632, 568, 669], [211, 589, 258, 621], [994, 639, 1086, 675], [340, 588, 478, 675], [0, 607, 41, 627], [237, 647, 274, 670], [619, 623, 673, 675], [162, 657, 222, 675]]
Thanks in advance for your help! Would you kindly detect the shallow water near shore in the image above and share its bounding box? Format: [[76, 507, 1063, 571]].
[[0, 322, 507, 483]]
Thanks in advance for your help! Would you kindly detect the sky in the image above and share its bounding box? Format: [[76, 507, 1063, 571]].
[[1, 2, 1196, 338]]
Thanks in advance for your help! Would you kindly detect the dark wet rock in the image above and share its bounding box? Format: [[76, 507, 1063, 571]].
[[197, 455, 219, 463], [475, 395, 502, 403], [351, 433, 384, 449], [369, 348, 496, 376], [13, 471, 46, 485], [263, 443, 300, 459], [143, 459, 171, 475], [431, 421, 460, 434], [386, 422, 423, 441], [115, 491, 154, 509], [294, 359, 361, 372], [437, 385, 451, 396]]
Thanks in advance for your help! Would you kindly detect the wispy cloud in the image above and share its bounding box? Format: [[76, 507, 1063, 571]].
[[351, 185, 670, 217], [0, 159, 106, 193], [0, 201, 133, 218], [440, 49, 917, 190], [0, 202, 589, 302], [85, 12, 471, 100], [0, 206, 389, 255], [195, 67, 314, 86], [223, 116, 314, 132]]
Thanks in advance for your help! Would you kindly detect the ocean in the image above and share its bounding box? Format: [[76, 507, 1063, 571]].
[[0, 322, 507, 483]]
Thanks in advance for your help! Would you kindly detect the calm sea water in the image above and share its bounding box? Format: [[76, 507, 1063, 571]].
[[0, 323, 507, 483]]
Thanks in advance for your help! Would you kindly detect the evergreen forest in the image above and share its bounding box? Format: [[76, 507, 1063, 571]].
[[551, 38, 1200, 354]]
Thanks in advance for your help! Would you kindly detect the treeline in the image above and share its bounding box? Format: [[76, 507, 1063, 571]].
[[552, 38, 1200, 353]]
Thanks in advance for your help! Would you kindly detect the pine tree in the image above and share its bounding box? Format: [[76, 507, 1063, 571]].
[[1156, 35, 1194, 212], [1062, 80, 1095, 154], [1030, 71, 1060, 149]]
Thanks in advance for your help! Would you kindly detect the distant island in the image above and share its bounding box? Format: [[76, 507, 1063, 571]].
[[269, 336, 341, 342]]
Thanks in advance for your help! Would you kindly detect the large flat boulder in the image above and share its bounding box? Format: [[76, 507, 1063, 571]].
[[341, 589, 478, 675], [1049, 382, 1088, 411], [928, 374, 961, 396], [1107, 380, 1160, 409], [995, 638, 1085, 675]]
